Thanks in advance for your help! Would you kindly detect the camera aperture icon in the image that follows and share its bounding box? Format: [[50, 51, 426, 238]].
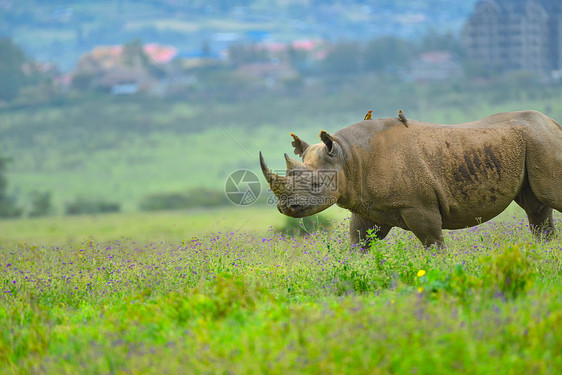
[[225, 169, 261, 206]]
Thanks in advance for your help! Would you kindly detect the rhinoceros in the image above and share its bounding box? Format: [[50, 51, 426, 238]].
[[259, 110, 562, 248]]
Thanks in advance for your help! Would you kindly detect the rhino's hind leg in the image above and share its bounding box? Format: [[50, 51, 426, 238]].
[[350, 213, 392, 250], [515, 184, 556, 239]]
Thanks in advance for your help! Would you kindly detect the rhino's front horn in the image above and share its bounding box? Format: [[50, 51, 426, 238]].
[[259, 151, 273, 183], [259, 152, 288, 195], [284, 153, 305, 170]]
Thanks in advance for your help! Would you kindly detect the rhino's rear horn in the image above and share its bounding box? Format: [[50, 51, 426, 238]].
[[284, 153, 306, 170]]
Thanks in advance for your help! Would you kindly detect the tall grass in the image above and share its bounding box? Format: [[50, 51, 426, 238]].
[[1, 211, 561, 373]]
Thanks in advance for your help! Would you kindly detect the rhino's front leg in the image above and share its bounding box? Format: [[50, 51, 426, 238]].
[[401, 208, 444, 248], [350, 212, 392, 249]]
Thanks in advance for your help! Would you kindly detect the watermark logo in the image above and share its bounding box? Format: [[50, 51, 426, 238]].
[[269, 194, 337, 207], [225, 169, 261, 206], [289, 170, 338, 193], [225, 168, 338, 207]]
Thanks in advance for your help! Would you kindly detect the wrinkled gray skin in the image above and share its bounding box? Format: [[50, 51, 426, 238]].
[[260, 110, 562, 248]]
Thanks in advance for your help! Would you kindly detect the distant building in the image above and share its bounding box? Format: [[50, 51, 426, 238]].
[[174, 50, 223, 71], [236, 62, 298, 84], [73, 43, 177, 93], [76, 44, 177, 72], [463, 0, 562, 76]]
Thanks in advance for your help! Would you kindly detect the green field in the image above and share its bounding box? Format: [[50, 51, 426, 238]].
[[1, 206, 561, 373], [4, 1, 562, 371], [3, 81, 562, 214], [0, 205, 347, 245]]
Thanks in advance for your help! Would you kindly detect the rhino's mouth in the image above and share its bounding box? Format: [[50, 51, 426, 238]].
[[278, 202, 309, 218], [277, 195, 337, 218]]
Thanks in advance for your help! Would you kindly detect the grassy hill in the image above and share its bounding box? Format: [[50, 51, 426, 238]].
[[2, 78, 562, 214]]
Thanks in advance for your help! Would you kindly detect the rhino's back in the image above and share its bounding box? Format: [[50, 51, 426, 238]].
[[338, 111, 539, 230], [335, 111, 552, 150], [338, 110, 561, 229]]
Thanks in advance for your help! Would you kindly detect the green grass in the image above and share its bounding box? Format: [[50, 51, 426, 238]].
[[0, 207, 281, 245], [0, 205, 346, 245], [1, 207, 561, 373]]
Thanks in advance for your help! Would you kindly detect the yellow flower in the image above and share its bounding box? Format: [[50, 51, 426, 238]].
[[391, 299, 395, 304], [417, 270, 426, 277], [417, 287, 423, 293]]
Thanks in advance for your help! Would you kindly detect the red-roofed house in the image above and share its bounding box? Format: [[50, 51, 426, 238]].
[[73, 43, 177, 93]]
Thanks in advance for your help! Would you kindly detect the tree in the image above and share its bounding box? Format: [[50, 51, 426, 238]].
[[420, 30, 465, 56], [363, 36, 412, 72], [0, 38, 26, 101], [122, 38, 150, 69], [287, 45, 308, 72], [29, 191, 53, 217], [227, 43, 268, 67], [201, 40, 211, 58], [71, 71, 94, 91], [0, 158, 7, 198], [0, 158, 22, 218], [322, 41, 363, 75]]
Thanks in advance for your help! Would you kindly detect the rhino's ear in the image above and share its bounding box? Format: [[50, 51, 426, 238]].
[[290, 133, 310, 158], [319, 130, 335, 155]]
